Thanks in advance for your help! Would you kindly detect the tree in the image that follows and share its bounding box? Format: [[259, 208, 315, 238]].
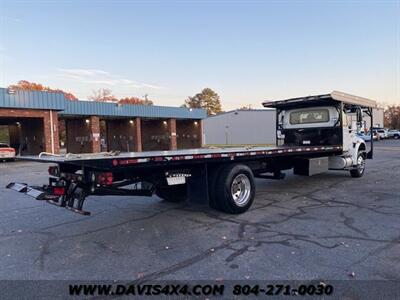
[[88, 88, 118, 102], [119, 96, 153, 106], [8, 80, 78, 100], [184, 88, 222, 115], [384, 105, 400, 129]]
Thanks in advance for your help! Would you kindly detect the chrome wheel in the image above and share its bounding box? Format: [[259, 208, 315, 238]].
[[230, 174, 251, 207], [357, 155, 365, 174]]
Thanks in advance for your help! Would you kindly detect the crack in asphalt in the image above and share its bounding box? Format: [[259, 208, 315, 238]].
[[122, 177, 399, 279], [2, 182, 398, 278], [59, 205, 187, 240], [349, 235, 400, 268], [339, 212, 369, 237]]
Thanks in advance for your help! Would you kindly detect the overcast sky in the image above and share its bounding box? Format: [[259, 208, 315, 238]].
[[0, 0, 399, 109]]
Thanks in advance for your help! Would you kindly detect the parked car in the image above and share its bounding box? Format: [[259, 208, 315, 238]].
[[0, 143, 16, 161], [356, 132, 370, 141], [387, 129, 400, 139], [373, 128, 388, 139], [357, 132, 378, 141]]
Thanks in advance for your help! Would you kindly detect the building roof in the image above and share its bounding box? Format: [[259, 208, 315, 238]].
[[0, 88, 65, 110], [0, 88, 206, 119], [206, 108, 275, 119], [61, 100, 206, 119], [263, 91, 377, 109]]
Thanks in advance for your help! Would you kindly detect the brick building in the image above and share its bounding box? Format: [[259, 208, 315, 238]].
[[0, 88, 206, 155]]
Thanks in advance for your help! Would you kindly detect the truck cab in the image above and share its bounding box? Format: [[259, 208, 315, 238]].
[[279, 106, 342, 147], [264, 91, 375, 177], [279, 105, 365, 162]]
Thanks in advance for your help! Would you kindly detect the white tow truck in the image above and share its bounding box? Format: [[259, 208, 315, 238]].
[[7, 91, 376, 215]]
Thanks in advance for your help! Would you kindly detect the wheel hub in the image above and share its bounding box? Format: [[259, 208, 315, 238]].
[[231, 174, 251, 206], [358, 155, 365, 173]]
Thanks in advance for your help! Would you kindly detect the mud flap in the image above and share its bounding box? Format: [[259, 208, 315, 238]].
[[186, 165, 209, 205]]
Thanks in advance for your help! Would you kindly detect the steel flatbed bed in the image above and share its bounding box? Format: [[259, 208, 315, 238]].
[[18, 144, 343, 166], [8, 144, 343, 215]]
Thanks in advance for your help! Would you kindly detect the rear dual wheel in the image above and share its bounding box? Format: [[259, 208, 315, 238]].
[[210, 164, 255, 214], [155, 163, 256, 213]]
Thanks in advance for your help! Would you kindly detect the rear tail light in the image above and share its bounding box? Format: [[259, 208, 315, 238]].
[[48, 166, 60, 177], [0, 148, 15, 153], [52, 186, 66, 196], [98, 172, 113, 186]]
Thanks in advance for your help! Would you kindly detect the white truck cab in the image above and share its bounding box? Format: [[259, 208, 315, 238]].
[[268, 91, 375, 178], [281, 106, 364, 157]]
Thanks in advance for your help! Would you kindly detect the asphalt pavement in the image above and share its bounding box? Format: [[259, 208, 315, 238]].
[[0, 140, 399, 285]]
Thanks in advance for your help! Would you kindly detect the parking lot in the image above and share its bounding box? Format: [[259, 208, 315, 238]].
[[0, 140, 399, 282]]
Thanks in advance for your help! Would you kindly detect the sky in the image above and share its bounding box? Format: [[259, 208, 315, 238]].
[[0, 0, 399, 110]]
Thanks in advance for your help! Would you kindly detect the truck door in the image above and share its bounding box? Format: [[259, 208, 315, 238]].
[[342, 111, 353, 152]]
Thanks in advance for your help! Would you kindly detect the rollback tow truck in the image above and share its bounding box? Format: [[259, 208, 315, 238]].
[[7, 91, 376, 215]]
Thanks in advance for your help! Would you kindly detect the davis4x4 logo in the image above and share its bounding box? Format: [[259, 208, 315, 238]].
[[69, 284, 225, 296]]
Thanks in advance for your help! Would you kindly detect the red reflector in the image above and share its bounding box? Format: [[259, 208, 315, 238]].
[[53, 187, 65, 196], [98, 172, 113, 185]]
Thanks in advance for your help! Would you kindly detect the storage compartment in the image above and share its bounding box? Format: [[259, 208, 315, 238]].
[[293, 157, 329, 176]]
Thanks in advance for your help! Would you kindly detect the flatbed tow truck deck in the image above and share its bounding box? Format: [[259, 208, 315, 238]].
[[18, 145, 343, 166], [7, 91, 376, 216]]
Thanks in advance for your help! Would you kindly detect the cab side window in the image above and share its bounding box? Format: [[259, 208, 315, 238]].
[[289, 109, 330, 125], [342, 111, 349, 128]]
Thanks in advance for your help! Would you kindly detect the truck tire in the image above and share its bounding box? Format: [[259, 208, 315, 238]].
[[394, 134, 399, 139], [214, 164, 255, 214], [208, 164, 225, 210], [155, 185, 187, 202], [350, 152, 366, 178]]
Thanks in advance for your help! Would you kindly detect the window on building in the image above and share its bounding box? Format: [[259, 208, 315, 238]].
[[0, 125, 10, 144]]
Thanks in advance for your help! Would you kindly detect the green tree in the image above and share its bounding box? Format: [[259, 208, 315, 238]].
[[184, 88, 222, 115]]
